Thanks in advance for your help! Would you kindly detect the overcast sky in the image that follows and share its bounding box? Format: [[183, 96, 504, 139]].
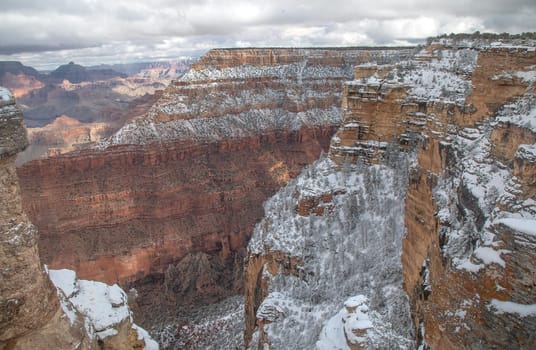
[[0, 0, 534, 70]]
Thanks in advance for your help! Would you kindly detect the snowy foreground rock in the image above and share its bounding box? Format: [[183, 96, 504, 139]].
[[48, 268, 158, 350]]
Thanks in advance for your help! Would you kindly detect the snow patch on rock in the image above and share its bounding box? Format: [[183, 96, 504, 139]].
[[48, 269, 158, 348], [488, 300, 536, 317], [0, 87, 13, 106]]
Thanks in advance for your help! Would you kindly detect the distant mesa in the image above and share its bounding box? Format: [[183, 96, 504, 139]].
[[0, 61, 42, 79], [0, 61, 45, 98], [50, 61, 127, 83]]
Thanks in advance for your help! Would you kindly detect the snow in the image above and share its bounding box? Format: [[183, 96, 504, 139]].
[[496, 94, 536, 132], [316, 296, 376, 350], [96, 328, 118, 340], [496, 218, 536, 236], [0, 87, 13, 105], [515, 70, 536, 83], [342, 296, 373, 347], [488, 299, 536, 317], [98, 48, 416, 148], [473, 246, 508, 268], [48, 269, 158, 349], [70, 280, 130, 331], [101, 107, 343, 147], [316, 308, 352, 350], [248, 153, 415, 349], [48, 269, 78, 298], [344, 295, 368, 309], [516, 144, 536, 163], [133, 324, 160, 350], [154, 295, 243, 350]]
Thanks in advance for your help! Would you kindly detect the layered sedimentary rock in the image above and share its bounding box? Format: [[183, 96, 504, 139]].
[[17, 48, 414, 329], [244, 36, 536, 349], [0, 87, 156, 349], [400, 40, 536, 349]]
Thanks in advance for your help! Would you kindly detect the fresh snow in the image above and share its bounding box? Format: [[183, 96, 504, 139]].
[[515, 70, 536, 83], [69, 279, 129, 332], [316, 308, 352, 350], [488, 299, 536, 317], [0, 87, 13, 105], [496, 94, 536, 132], [48, 269, 158, 349], [133, 324, 160, 350], [496, 218, 536, 236], [101, 107, 342, 147], [48, 269, 78, 298], [473, 246, 508, 268], [248, 153, 415, 349]]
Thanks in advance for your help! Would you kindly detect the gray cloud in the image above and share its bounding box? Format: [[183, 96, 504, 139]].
[[0, 0, 534, 69]]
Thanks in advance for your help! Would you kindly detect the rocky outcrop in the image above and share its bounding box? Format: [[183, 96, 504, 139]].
[[0, 87, 156, 349], [17, 47, 413, 330], [0, 87, 59, 346], [48, 268, 158, 350]]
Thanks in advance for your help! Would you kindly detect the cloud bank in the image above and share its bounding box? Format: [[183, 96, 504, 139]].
[[0, 0, 534, 69]]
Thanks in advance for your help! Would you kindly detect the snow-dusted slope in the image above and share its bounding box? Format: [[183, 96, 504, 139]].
[[97, 48, 414, 147], [247, 153, 415, 349]]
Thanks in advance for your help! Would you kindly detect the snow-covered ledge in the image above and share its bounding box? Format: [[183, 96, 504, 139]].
[[48, 268, 158, 349]]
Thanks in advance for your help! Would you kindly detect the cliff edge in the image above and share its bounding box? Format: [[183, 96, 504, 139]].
[[0, 87, 157, 350]]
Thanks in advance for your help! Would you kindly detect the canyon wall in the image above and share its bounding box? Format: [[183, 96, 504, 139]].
[[401, 43, 536, 349], [243, 37, 536, 349], [17, 48, 414, 328], [0, 87, 156, 350]]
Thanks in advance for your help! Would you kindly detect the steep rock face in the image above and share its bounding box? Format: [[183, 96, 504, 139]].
[[17, 48, 414, 328], [19, 127, 334, 286], [400, 42, 536, 349], [0, 87, 156, 350], [243, 36, 536, 349], [0, 87, 59, 345]]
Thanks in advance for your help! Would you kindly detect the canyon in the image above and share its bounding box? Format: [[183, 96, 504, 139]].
[[16, 47, 414, 342], [3, 33, 535, 349]]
